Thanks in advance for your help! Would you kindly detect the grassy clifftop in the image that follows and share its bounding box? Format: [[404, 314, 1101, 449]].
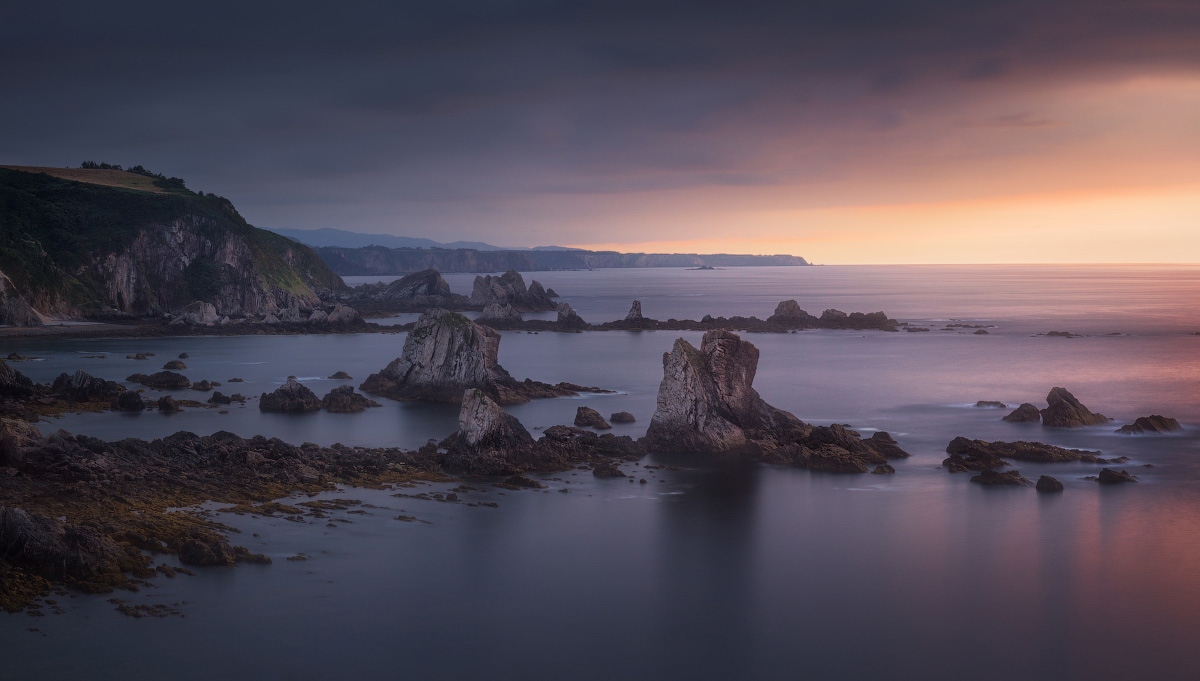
[[0, 166, 344, 321]]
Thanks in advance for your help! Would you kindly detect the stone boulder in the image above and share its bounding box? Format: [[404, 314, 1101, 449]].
[[175, 301, 219, 326], [644, 330, 809, 453], [360, 308, 575, 404], [308, 309, 328, 323], [321, 386, 380, 413], [53, 370, 125, 401], [574, 406, 612, 430], [277, 306, 303, 323], [1041, 387, 1109, 427], [259, 377, 321, 412], [126, 371, 191, 390], [1116, 415, 1182, 434], [0, 506, 130, 582], [0, 360, 35, 399], [163, 360, 187, 370], [556, 303, 587, 330], [1003, 403, 1042, 423], [329, 371, 352, 380], [157, 396, 183, 412], [970, 469, 1031, 486]]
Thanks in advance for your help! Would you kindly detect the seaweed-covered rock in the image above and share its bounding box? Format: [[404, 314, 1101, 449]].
[[360, 308, 575, 404], [1041, 387, 1110, 427], [574, 406, 611, 430], [1003, 403, 1042, 423], [321, 386, 380, 413], [259, 377, 321, 412], [126, 371, 191, 390], [1116, 415, 1182, 435]]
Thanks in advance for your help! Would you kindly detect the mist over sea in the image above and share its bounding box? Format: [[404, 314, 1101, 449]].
[[5, 265, 1200, 680]]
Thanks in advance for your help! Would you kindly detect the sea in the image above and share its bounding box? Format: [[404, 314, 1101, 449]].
[[3, 265, 1200, 680]]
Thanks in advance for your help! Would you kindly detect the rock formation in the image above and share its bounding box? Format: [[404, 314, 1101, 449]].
[[468, 270, 556, 311], [112, 391, 146, 412], [320, 386, 380, 413], [163, 360, 187, 370], [259, 377, 321, 412], [0, 361, 35, 399], [970, 469, 1031, 486], [479, 302, 522, 323], [555, 302, 587, 330], [325, 303, 362, 324], [170, 301, 220, 326], [975, 401, 1006, 408], [1040, 387, 1110, 427], [126, 371, 191, 390], [610, 411, 636, 424], [53, 371, 125, 402], [157, 396, 182, 413], [1003, 403, 1042, 423], [360, 308, 577, 404], [1116, 415, 1182, 434], [943, 436, 1101, 472], [574, 406, 612, 430], [381, 269, 466, 308], [1036, 475, 1064, 493], [1098, 468, 1137, 484], [625, 301, 644, 322], [328, 371, 352, 380]]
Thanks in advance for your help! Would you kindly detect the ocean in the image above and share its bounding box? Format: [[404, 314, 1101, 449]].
[[4, 265, 1200, 680]]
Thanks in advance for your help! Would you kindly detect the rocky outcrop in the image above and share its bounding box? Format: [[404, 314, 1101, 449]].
[[625, 301, 644, 322], [610, 411, 636, 424], [112, 391, 146, 412], [360, 308, 578, 404], [53, 371, 125, 402], [945, 437, 1100, 470], [1003, 403, 1042, 423], [126, 371, 191, 390], [1098, 468, 1137, 484], [0, 506, 134, 585], [259, 377, 321, 412], [479, 303, 522, 323], [157, 396, 182, 412], [1041, 387, 1110, 427], [574, 407, 611, 430], [468, 270, 556, 311], [1036, 475, 1064, 493], [320, 386, 380, 413], [556, 303, 587, 330], [163, 360, 187, 370], [1116, 415, 1182, 434], [645, 330, 808, 453], [170, 301, 219, 326], [380, 269, 467, 308], [0, 361, 35, 399], [328, 371, 352, 380], [975, 401, 1006, 408], [325, 303, 362, 325]]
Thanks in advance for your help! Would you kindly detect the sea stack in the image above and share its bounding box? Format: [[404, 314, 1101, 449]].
[[259, 377, 321, 412], [556, 303, 587, 330], [468, 270, 556, 311], [440, 389, 536, 474], [360, 308, 575, 404], [625, 301, 644, 322], [1040, 387, 1110, 427], [381, 269, 465, 308], [644, 330, 809, 453]]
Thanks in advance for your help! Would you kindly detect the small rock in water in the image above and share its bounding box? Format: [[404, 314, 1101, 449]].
[[872, 464, 895, 474], [1035, 475, 1064, 493], [975, 401, 1006, 408], [1097, 468, 1137, 484]]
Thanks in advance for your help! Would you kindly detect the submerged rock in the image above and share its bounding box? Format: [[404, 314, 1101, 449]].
[[320, 386, 380, 413], [574, 406, 611, 430], [1036, 475, 1064, 493], [1003, 403, 1042, 423], [360, 308, 576, 404], [1116, 415, 1182, 435], [259, 377, 321, 412], [1041, 387, 1110, 427]]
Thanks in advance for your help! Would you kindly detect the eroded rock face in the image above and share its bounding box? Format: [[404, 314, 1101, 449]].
[[320, 386, 380, 413], [1041, 387, 1109, 427], [360, 308, 574, 404], [1116, 415, 1182, 434], [441, 389, 536, 474], [574, 406, 611, 430], [468, 270, 555, 311], [259, 377, 321, 412], [0, 360, 35, 399], [382, 269, 465, 308], [645, 330, 809, 453], [1003, 403, 1042, 423]]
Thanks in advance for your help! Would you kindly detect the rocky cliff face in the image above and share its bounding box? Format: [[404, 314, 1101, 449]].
[[468, 270, 556, 311], [0, 167, 344, 325], [645, 330, 809, 452]]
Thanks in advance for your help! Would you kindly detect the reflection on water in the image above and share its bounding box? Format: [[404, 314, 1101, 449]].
[[4, 265, 1200, 680]]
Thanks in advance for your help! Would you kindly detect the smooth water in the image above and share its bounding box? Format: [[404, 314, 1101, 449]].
[[5, 266, 1200, 680]]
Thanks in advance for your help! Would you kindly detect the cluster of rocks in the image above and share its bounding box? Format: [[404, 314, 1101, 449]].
[[1002, 388, 1182, 436], [164, 300, 364, 328], [360, 309, 585, 404], [258, 377, 379, 414], [468, 271, 556, 311]]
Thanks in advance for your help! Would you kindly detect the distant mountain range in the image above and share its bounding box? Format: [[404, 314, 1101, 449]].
[[264, 227, 582, 252]]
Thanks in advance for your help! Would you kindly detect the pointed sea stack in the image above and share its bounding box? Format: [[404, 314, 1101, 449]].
[[644, 330, 810, 453], [469, 270, 556, 311], [440, 389, 536, 474], [1040, 387, 1110, 427], [360, 308, 577, 404], [556, 303, 587, 330]]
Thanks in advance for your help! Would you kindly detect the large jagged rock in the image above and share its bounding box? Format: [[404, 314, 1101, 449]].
[[1116, 415, 1182, 434], [259, 377, 321, 412], [479, 303, 522, 323], [53, 371, 125, 401], [381, 269, 467, 308], [625, 300, 644, 322], [556, 303, 587, 330], [0, 360, 35, 399], [112, 390, 147, 412], [360, 308, 576, 404], [0, 506, 132, 582], [126, 371, 191, 390], [320, 386, 380, 413], [645, 330, 810, 453], [468, 270, 556, 311], [1041, 387, 1110, 427]]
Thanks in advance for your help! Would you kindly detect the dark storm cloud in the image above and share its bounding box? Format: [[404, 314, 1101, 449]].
[[2, 1, 1199, 240]]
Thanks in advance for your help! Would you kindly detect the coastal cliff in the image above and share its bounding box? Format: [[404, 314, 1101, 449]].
[[0, 166, 344, 325]]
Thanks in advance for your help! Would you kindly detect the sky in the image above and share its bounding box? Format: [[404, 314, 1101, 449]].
[[2, 1, 1199, 263]]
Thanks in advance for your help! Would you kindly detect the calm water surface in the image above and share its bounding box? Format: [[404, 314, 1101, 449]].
[[4, 266, 1200, 680]]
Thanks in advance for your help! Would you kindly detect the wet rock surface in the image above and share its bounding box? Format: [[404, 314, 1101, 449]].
[[610, 411, 637, 424], [259, 377, 321, 412]]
